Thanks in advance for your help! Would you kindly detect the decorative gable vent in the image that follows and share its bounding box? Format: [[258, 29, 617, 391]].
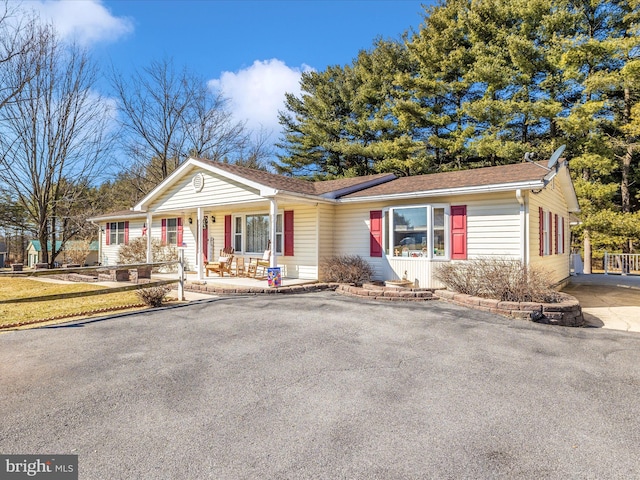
[[192, 173, 204, 192]]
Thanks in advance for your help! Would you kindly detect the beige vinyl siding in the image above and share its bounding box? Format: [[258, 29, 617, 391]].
[[279, 204, 318, 279], [333, 202, 387, 280], [528, 180, 571, 284], [466, 198, 521, 259], [206, 212, 227, 258], [317, 204, 335, 270], [100, 219, 145, 266], [151, 169, 263, 213]]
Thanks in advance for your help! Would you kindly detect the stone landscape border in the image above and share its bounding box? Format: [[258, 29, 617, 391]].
[[434, 290, 584, 327], [184, 281, 584, 326], [333, 283, 436, 301]]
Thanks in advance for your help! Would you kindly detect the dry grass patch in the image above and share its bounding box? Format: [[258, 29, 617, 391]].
[[0, 278, 146, 327]]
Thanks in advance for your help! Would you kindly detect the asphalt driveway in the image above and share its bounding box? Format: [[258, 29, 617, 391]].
[[1, 292, 640, 479], [564, 274, 640, 332]]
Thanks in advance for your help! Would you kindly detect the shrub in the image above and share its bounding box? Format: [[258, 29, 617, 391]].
[[135, 285, 172, 307], [63, 239, 91, 265], [319, 255, 374, 285], [434, 258, 562, 303], [117, 237, 178, 272]]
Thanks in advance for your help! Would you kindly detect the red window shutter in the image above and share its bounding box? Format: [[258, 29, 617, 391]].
[[561, 216, 565, 253], [451, 205, 467, 260], [539, 207, 544, 256], [161, 219, 167, 245], [105, 223, 110, 246], [124, 221, 129, 245], [554, 214, 558, 254], [369, 210, 383, 257], [224, 215, 232, 249], [284, 210, 294, 256], [177, 218, 183, 246], [547, 212, 555, 255]]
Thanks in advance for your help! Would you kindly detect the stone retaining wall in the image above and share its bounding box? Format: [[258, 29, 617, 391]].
[[182, 281, 583, 327], [334, 283, 436, 301], [434, 290, 584, 327]]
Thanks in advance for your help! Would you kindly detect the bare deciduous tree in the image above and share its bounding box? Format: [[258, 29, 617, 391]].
[[0, 1, 40, 111], [111, 57, 271, 197], [0, 26, 114, 267]]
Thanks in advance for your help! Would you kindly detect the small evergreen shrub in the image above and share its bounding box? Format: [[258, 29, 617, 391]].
[[435, 258, 562, 303], [319, 255, 374, 285], [136, 285, 172, 307]]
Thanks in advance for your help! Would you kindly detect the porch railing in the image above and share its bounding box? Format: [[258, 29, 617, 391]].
[[603, 252, 640, 276]]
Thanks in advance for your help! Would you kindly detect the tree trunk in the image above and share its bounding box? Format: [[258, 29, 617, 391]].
[[49, 217, 57, 267], [621, 144, 632, 214], [621, 86, 632, 214]]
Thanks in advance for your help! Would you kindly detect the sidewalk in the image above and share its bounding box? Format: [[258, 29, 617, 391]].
[[564, 274, 640, 333]]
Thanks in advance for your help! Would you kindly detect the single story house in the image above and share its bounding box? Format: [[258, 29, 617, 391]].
[[27, 240, 99, 267], [88, 157, 580, 288]]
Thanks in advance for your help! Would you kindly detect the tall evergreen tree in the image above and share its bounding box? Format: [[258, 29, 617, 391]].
[[276, 39, 414, 178]]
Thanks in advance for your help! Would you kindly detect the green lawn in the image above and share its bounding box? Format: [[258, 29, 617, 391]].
[[0, 278, 146, 328]]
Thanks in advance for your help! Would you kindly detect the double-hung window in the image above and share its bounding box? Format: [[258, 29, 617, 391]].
[[166, 218, 178, 246], [543, 211, 550, 256], [108, 222, 126, 245], [234, 217, 243, 253], [557, 216, 564, 255], [389, 205, 449, 259], [234, 213, 283, 254]]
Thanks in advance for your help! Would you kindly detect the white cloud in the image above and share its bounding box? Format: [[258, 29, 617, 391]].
[[209, 59, 314, 140], [24, 0, 133, 46]]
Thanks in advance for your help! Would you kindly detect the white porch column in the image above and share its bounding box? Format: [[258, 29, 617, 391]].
[[197, 207, 204, 280], [269, 198, 278, 267], [146, 212, 153, 264]]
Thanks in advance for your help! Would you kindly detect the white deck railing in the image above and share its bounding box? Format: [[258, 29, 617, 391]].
[[603, 252, 640, 276]]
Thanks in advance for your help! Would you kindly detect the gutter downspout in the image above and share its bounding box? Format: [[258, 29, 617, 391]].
[[516, 189, 527, 265]]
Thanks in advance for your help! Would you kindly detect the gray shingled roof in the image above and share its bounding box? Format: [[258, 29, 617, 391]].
[[92, 160, 556, 220], [340, 162, 550, 198], [200, 159, 394, 196]]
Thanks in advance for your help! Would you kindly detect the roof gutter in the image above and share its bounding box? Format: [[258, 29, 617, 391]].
[[336, 180, 546, 203], [86, 211, 149, 222]]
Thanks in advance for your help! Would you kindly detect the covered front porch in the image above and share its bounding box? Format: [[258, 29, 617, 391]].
[[141, 196, 286, 282]]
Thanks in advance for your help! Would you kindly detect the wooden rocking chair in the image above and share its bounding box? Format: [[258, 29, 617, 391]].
[[247, 248, 271, 278], [205, 248, 234, 277]]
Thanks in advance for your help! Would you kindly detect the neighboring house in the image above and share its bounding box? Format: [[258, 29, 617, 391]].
[[0, 241, 6, 268], [88, 157, 580, 288], [26, 240, 99, 267]]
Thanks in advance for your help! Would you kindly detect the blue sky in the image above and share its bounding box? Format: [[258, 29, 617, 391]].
[[21, 0, 432, 145]]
